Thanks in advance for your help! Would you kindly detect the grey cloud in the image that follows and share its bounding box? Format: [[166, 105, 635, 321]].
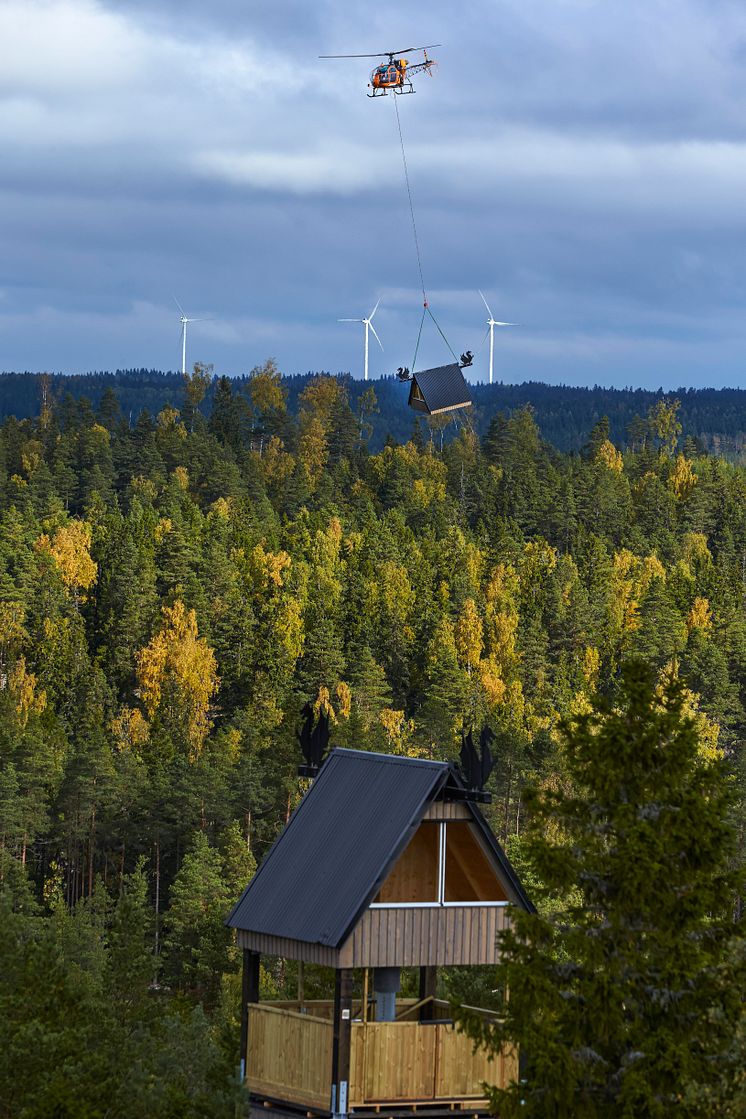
[[3, 0, 746, 389]]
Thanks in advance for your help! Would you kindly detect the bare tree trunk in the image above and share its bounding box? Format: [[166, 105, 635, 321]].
[[88, 806, 95, 896], [154, 833, 161, 959]]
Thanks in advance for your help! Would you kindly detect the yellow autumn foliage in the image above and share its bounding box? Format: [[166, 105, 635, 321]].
[[261, 436, 295, 486], [0, 602, 28, 656], [657, 665, 721, 762], [454, 598, 484, 674], [610, 549, 666, 634], [484, 563, 520, 670], [520, 540, 558, 588], [297, 415, 328, 485], [669, 453, 697, 500], [313, 685, 337, 723], [275, 598, 304, 663], [37, 520, 97, 598], [581, 645, 601, 688], [249, 359, 286, 413], [8, 657, 46, 728], [378, 708, 425, 757], [210, 497, 233, 521], [156, 405, 186, 438], [336, 681, 352, 720], [681, 532, 712, 569], [111, 706, 150, 752], [136, 601, 219, 758], [687, 596, 712, 632], [173, 465, 189, 490], [595, 439, 624, 473], [154, 518, 173, 544], [479, 658, 507, 708], [250, 544, 292, 590], [21, 440, 44, 477]]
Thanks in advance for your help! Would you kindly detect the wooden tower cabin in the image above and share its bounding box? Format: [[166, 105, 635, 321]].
[[227, 747, 532, 1117]]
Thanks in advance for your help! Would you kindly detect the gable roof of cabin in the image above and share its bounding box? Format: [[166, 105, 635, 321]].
[[226, 748, 532, 948], [408, 363, 472, 415]]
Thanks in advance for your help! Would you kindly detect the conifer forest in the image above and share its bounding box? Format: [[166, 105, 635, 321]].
[[2, 367, 746, 1116]]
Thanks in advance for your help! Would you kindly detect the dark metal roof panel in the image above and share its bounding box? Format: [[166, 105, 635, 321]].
[[409, 363, 472, 414], [227, 749, 449, 946]]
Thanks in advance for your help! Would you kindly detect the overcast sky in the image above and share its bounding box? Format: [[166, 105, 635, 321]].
[[2, 0, 746, 387]]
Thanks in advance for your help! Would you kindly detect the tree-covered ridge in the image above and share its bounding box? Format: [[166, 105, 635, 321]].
[[1, 370, 746, 1113], [3, 367, 746, 455]]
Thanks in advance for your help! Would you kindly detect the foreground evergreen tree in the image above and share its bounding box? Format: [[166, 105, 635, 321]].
[[462, 661, 745, 1118]]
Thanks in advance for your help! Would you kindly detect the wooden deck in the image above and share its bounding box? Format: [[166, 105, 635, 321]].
[[246, 1000, 515, 1114]]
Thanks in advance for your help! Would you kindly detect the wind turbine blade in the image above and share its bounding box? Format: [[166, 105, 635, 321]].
[[338, 318, 363, 322], [173, 295, 186, 317], [369, 322, 384, 351], [494, 322, 516, 327], [368, 297, 381, 321], [474, 326, 491, 354], [478, 289, 493, 319]]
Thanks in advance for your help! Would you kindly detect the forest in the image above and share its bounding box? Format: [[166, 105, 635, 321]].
[[1, 363, 746, 1115], [3, 366, 746, 456]]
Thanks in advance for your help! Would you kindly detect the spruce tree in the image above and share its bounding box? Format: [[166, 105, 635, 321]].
[[461, 661, 744, 1118]]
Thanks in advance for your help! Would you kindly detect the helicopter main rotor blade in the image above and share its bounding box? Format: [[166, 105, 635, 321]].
[[319, 44, 440, 59], [319, 52, 391, 59], [391, 44, 441, 55], [369, 322, 384, 351]]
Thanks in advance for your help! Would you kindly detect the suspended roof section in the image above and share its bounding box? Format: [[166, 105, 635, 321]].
[[408, 363, 472, 416], [227, 748, 533, 950]]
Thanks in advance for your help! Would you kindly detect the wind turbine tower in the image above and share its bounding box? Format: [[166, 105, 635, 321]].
[[479, 291, 515, 385], [174, 297, 206, 376], [338, 298, 383, 380]]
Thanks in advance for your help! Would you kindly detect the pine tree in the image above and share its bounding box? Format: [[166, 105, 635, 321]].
[[461, 661, 745, 1119]]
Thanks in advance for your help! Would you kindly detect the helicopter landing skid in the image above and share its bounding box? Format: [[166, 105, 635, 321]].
[[367, 82, 415, 98]]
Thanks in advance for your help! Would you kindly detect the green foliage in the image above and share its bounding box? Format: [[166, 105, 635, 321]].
[[0, 378, 746, 1114], [459, 663, 745, 1118]]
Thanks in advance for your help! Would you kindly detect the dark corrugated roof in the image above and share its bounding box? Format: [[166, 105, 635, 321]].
[[227, 749, 450, 946], [409, 363, 472, 415]]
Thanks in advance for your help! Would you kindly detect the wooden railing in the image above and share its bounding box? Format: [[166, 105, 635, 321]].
[[349, 1019, 516, 1106], [246, 1002, 333, 1110], [246, 1000, 516, 1111]]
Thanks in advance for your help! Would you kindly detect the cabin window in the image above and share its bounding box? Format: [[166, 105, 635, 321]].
[[375, 822, 439, 903], [373, 820, 508, 906], [444, 823, 508, 902]]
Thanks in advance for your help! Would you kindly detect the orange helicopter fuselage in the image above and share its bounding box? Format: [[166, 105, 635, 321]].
[[370, 58, 408, 89]]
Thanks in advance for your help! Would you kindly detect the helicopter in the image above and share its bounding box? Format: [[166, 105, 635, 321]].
[[318, 45, 440, 97]]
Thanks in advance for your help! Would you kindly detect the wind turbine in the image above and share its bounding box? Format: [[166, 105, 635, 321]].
[[478, 291, 515, 385], [173, 297, 206, 376], [338, 298, 383, 381]]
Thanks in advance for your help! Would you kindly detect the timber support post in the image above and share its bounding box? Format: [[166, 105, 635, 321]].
[[240, 948, 260, 1080], [331, 968, 353, 1118], [419, 965, 437, 1021]]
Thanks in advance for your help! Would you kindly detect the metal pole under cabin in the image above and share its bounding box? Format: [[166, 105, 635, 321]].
[[240, 949, 260, 1080], [419, 965, 437, 1021], [297, 959, 305, 1008], [331, 968, 353, 1118]]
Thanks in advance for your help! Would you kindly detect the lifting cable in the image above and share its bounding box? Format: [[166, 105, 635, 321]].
[[392, 92, 458, 370], [392, 91, 427, 307]]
